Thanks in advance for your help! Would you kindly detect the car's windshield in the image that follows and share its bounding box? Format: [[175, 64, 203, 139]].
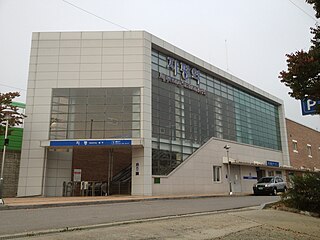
[[258, 177, 274, 183]]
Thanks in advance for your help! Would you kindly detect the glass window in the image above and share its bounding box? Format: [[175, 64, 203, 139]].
[[213, 166, 221, 182], [307, 145, 312, 157], [50, 87, 140, 140], [268, 171, 274, 177], [292, 140, 298, 152], [53, 88, 69, 97], [70, 88, 86, 97], [151, 49, 282, 175]]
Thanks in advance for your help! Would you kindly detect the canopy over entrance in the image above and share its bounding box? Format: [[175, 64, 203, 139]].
[[41, 138, 143, 148]]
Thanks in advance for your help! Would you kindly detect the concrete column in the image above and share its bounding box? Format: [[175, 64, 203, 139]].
[[278, 104, 290, 166], [131, 33, 152, 196], [132, 145, 152, 196]]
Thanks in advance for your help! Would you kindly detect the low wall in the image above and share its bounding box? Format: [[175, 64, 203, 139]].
[[0, 151, 21, 197]]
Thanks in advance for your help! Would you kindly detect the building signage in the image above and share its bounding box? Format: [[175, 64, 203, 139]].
[[301, 99, 320, 115], [159, 73, 206, 95], [158, 56, 206, 95], [50, 139, 132, 147], [266, 161, 280, 167], [167, 57, 200, 84]]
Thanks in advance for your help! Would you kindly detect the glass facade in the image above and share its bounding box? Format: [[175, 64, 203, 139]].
[[152, 49, 282, 175], [49, 88, 140, 140]]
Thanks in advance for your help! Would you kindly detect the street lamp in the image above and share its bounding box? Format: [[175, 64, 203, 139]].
[[224, 144, 232, 195], [0, 108, 14, 205]]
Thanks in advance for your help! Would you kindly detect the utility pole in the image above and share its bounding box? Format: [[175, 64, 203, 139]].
[[224, 145, 232, 195]]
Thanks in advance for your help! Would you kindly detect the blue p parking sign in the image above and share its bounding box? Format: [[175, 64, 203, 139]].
[[301, 99, 320, 115]]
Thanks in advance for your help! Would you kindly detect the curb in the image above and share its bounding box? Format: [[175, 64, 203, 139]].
[[260, 200, 279, 210], [0, 194, 251, 211], [0, 206, 258, 240], [260, 201, 320, 218]]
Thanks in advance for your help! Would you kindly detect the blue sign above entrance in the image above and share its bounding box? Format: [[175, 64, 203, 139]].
[[266, 161, 280, 167], [50, 140, 132, 147]]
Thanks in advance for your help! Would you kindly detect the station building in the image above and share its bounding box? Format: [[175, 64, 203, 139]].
[[18, 31, 290, 197]]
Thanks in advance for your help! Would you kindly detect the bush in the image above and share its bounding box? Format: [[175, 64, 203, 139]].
[[281, 173, 320, 214]]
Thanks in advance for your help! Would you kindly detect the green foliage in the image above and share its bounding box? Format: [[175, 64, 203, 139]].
[[0, 92, 26, 134], [279, 49, 320, 100], [281, 173, 320, 213], [279, 0, 320, 112]]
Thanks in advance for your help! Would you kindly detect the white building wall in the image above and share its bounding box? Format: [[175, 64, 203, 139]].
[[152, 138, 284, 195], [18, 31, 153, 196], [18, 33, 51, 196], [45, 150, 72, 196]]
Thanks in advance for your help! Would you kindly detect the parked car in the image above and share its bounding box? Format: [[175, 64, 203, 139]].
[[253, 176, 287, 195]]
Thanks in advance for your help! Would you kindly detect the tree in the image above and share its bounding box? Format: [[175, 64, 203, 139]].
[[281, 173, 320, 214], [0, 92, 25, 133], [279, 0, 320, 112], [306, 0, 320, 18]]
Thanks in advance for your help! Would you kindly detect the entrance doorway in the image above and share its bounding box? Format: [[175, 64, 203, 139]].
[[256, 168, 265, 180], [72, 146, 132, 196], [230, 165, 242, 193]]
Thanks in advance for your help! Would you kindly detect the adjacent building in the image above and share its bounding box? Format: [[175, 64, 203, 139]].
[[18, 31, 290, 197], [286, 118, 320, 172]]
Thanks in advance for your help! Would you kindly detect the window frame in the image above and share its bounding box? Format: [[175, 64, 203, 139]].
[[212, 165, 222, 183], [307, 144, 312, 158], [292, 140, 298, 153]]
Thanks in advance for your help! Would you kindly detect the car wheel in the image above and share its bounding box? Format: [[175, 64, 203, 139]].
[[283, 187, 287, 193], [272, 188, 277, 196]]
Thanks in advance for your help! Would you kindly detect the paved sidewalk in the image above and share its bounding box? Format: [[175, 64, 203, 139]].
[[1, 193, 230, 210]]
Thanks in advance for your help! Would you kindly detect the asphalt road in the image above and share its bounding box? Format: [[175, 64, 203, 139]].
[[0, 195, 279, 236], [13, 209, 320, 240]]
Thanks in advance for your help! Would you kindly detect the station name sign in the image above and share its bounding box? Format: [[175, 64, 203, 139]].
[[301, 99, 320, 115], [158, 56, 206, 95], [50, 139, 132, 147], [167, 57, 201, 84]]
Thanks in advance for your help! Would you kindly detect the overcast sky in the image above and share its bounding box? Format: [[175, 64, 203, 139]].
[[0, 0, 319, 130]]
